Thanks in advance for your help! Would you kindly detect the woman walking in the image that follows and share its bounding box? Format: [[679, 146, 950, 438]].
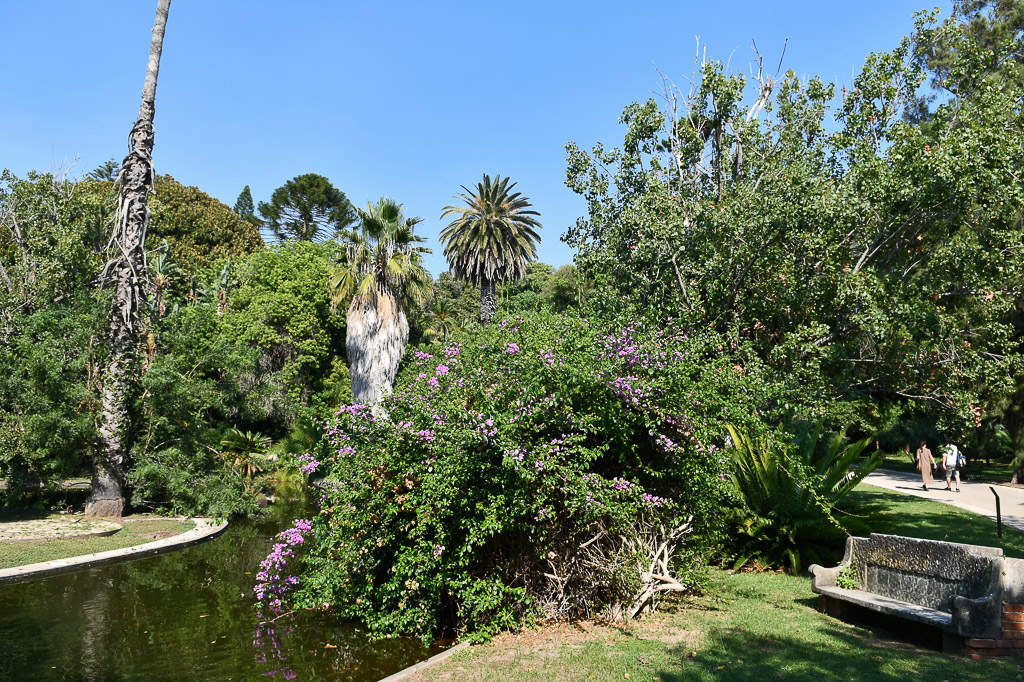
[[916, 440, 935, 491]]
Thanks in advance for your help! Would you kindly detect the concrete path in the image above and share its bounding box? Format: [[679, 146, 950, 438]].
[[0, 517, 228, 585], [864, 468, 1024, 533]]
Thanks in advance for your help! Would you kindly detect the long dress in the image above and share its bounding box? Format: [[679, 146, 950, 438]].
[[917, 446, 935, 487]]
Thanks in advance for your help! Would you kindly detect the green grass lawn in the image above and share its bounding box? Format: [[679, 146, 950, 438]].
[[0, 517, 194, 570], [417, 569, 1024, 681], [413, 484, 1024, 681], [839, 483, 1024, 557], [880, 453, 1017, 485]]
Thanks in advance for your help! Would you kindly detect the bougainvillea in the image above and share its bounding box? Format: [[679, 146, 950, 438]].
[[254, 518, 312, 613], [266, 309, 780, 641]]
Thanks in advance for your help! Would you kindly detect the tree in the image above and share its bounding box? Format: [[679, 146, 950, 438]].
[[918, 1, 1024, 101], [439, 174, 542, 325], [86, 158, 121, 182], [425, 271, 480, 329], [420, 298, 460, 344], [502, 262, 581, 313], [258, 173, 355, 242], [233, 185, 260, 226], [329, 198, 431, 409], [88, 0, 171, 517], [912, 1, 1024, 480], [564, 16, 1024, 435], [79, 175, 263, 278], [219, 428, 271, 479], [0, 172, 106, 497], [148, 244, 182, 318], [226, 241, 348, 417], [147, 176, 263, 275]]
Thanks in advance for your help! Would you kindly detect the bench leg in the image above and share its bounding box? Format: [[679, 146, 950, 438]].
[[820, 595, 849, 620], [942, 632, 964, 655]]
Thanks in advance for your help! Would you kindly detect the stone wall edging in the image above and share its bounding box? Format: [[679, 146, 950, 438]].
[[0, 517, 228, 585], [377, 641, 470, 681]]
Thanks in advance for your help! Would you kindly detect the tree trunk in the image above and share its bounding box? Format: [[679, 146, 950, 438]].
[[87, 0, 171, 518], [480, 277, 498, 325], [346, 291, 409, 413]]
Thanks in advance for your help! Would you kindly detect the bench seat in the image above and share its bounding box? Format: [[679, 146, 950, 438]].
[[814, 584, 953, 629]]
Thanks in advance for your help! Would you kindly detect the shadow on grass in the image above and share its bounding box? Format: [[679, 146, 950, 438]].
[[656, 625, 1024, 681], [0, 510, 51, 522], [838, 485, 1024, 558]]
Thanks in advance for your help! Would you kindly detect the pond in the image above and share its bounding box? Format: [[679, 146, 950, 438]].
[[0, 499, 438, 681]]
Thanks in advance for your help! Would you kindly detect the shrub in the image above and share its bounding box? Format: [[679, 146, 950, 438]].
[[128, 303, 267, 518], [725, 421, 880, 572], [260, 310, 779, 640]]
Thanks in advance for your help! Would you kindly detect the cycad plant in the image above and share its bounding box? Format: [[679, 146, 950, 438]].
[[726, 422, 881, 572], [329, 198, 431, 409], [440, 174, 542, 325], [220, 428, 272, 479]]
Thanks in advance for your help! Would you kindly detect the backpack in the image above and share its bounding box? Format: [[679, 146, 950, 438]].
[[957, 449, 966, 469]]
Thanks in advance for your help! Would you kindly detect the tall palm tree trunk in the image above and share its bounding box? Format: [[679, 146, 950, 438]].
[[86, 0, 171, 517], [480, 277, 498, 325], [347, 292, 409, 412]]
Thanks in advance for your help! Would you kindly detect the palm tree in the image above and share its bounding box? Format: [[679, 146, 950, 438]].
[[439, 174, 542, 325], [329, 198, 431, 410], [87, 0, 171, 518], [421, 298, 461, 344], [148, 244, 183, 318]]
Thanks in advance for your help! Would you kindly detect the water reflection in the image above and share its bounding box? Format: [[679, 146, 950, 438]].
[[0, 502, 435, 681]]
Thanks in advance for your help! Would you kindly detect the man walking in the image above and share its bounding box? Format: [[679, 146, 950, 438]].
[[941, 440, 962, 493]]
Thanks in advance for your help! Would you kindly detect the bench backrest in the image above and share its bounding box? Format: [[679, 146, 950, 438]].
[[850, 533, 1002, 612]]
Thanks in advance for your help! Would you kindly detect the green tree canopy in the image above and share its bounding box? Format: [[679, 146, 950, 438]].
[[920, 1, 1024, 96], [225, 241, 349, 418], [149, 176, 265, 276], [258, 173, 355, 242], [79, 175, 263, 278], [564, 10, 1024, 434]]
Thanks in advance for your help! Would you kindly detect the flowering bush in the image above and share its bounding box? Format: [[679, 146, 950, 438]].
[[282, 310, 777, 640], [254, 518, 313, 613]]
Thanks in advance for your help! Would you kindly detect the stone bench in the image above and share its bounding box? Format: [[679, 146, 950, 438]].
[[810, 533, 1024, 656]]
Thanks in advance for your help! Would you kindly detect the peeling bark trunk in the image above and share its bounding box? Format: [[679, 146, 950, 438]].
[[87, 0, 171, 518], [480, 277, 498, 325], [346, 291, 409, 413]]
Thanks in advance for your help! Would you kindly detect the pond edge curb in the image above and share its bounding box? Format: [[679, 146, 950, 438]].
[[0, 517, 228, 585], [377, 641, 470, 681]]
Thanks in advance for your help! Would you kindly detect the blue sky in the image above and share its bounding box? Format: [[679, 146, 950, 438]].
[[0, 1, 950, 277]]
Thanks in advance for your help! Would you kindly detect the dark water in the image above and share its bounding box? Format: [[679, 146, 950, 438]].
[[0, 502, 437, 681]]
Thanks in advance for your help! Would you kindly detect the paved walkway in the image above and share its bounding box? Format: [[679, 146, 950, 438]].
[[864, 468, 1024, 533]]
